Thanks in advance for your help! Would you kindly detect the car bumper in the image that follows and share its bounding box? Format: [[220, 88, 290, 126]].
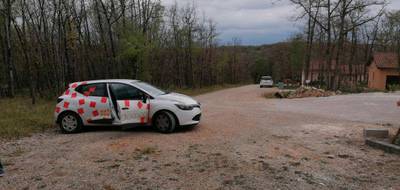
[[177, 108, 201, 126], [260, 83, 273, 87]]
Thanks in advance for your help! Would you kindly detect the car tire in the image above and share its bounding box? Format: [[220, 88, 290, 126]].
[[154, 111, 176, 133], [59, 112, 83, 134]]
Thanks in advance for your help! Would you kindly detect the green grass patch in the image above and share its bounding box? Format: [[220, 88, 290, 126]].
[[0, 97, 54, 139], [171, 84, 246, 96]]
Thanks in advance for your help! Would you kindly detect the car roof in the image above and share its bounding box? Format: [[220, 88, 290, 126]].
[[72, 79, 140, 85]]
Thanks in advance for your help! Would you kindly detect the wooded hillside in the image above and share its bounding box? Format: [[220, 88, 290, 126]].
[[0, 0, 252, 102], [1, 0, 399, 102]]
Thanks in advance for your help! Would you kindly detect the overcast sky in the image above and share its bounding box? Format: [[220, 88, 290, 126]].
[[161, 0, 400, 46]]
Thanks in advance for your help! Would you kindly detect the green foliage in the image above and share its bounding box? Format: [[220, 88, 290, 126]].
[[288, 36, 305, 80], [119, 32, 145, 61], [0, 97, 54, 139], [387, 84, 400, 92], [339, 82, 385, 93], [250, 56, 271, 83]]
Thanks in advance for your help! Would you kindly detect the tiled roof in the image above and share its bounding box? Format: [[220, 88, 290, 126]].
[[374, 52, 399, 69]]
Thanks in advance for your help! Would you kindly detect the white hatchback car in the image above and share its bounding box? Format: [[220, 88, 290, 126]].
[[259, 76, 274, 88], [54, 80, 201, 133]]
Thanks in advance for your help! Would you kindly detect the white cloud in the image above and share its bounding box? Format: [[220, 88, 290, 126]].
[[160, 0, 400, 45]]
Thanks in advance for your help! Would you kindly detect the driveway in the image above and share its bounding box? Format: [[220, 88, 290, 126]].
[[1, 85, 399, 190]]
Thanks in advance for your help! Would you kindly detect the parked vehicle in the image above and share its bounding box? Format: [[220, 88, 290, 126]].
[[259, 76, 274, 88], [54, 80, 201, 134]]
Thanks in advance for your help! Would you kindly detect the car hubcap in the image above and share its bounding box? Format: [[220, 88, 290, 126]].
[[156, 114, 170, 131], [62, 115, 78, 132]]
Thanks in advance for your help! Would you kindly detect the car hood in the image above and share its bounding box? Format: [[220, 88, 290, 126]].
[[155, 93, 198, 105]]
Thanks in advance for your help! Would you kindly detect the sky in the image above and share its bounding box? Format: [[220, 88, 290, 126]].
[[161, 0, 400, 46]]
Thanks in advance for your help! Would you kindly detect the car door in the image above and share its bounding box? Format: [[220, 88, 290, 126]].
[[75, 83, 113, 123], [109, 83, 150, 125]]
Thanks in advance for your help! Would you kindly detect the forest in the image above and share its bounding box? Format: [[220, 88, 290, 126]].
[[0, 0, 252, 102], [0, 0, 399, 103]]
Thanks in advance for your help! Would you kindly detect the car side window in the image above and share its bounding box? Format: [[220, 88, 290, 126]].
[[76, 83, 107, 97], [110, 83, 143, 100]]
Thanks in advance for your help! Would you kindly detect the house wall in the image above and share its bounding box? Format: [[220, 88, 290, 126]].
[[368, 62, 399, 90]]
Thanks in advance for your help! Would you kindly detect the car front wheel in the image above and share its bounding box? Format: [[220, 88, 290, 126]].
[[154, 111, 176, 133], [59, 112, 83, 134]]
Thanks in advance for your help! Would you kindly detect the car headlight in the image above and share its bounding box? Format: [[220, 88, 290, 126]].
[[175, 104, 194, 110]]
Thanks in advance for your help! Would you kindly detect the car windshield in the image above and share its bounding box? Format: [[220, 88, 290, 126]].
[[134, 82, 167, 96], [262, 76, 272, 80]]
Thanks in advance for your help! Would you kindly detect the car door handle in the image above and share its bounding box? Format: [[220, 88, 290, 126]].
[[122, 108, 129, 110]]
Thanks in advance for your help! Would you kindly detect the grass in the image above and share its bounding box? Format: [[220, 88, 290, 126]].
[[0, 84, 247, 140], [0, 97, 54, 139]]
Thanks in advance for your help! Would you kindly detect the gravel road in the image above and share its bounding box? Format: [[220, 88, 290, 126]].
[[1, 85, 400, 190]]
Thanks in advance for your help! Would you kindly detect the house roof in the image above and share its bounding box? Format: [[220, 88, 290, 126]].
[[373, 52, 399, 69]]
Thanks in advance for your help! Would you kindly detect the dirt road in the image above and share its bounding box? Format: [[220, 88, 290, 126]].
[[1, 85, 400, 190]]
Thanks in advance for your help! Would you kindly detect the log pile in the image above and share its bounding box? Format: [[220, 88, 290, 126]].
[[275, 87, 337, 99]]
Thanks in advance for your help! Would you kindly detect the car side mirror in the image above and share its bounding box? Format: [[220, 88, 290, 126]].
[[142, 94, 148, 103]]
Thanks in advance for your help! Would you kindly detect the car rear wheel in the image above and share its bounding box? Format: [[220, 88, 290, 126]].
[[154, 111, 176, 133], [59, 112, 83, 134]]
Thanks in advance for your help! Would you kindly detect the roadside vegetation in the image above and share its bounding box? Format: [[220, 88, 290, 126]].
[[0, 97, 54, 139]]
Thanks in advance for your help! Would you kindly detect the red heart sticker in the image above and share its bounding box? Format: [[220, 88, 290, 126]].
[[71, 93, 77, 98], [79, 99, 85, 105], [78, 108, 84, 115], [64, 89, 70, 95], [90, 101, 96, 108], [101, 97, 107, 103], [63, 102, 70, 109]]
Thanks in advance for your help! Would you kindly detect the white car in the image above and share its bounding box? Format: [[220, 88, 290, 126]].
[[54, 79, 201, 133], [260, 76, 274, 88]]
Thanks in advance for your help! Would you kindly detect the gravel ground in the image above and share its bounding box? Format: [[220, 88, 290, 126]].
[[1, 85, 400, 190]]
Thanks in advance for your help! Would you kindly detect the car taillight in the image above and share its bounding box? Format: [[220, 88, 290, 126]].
[[57, 98, 63, 104]]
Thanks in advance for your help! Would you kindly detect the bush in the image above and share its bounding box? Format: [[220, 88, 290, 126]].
[[387, 84, 400, 92]]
